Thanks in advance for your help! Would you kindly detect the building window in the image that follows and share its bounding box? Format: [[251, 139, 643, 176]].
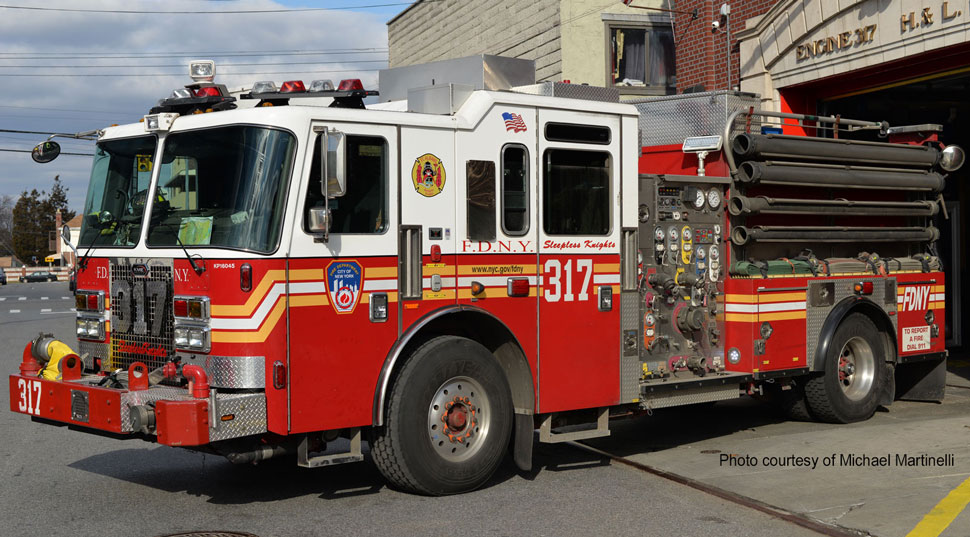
[[606, 20, 675, 95]]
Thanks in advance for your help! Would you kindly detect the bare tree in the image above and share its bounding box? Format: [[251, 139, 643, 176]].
[[0, 193, 14, 257]]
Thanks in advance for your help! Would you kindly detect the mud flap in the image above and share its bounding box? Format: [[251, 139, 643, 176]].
[[513, 413, 533, 472], [879, 362, 895, 407], [895, 356, 946, 402]]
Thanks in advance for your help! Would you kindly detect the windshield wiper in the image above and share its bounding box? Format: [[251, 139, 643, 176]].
[[157, 222, 206, 275]]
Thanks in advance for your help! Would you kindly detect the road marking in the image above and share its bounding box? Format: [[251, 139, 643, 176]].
[[39, 311, 75, 315], [18, 297, 26, 301], [0, 297, 5, 301], [41, 296, 48, 300], [9, 309, 20, 313], [40, 308, 51, 313], [61, 296, 71, 300], [905, 475, 970, 537]]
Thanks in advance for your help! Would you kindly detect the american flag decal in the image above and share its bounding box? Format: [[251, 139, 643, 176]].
[[502, 112, 527, 133]]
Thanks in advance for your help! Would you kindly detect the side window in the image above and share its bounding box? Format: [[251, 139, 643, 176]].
[[543, 149, 610, 236], [304, 135, 388, 234], [466, 160, 496, 241], [501, 145, 529, 236]]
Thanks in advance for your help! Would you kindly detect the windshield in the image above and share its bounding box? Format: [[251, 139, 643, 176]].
[[147, 126, 296, 253], [78, 136, 157, 247]]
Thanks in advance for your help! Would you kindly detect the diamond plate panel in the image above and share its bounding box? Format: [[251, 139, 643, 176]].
[[620, 291, 640, 402], [78, 340, 110, 370], [629, 90, 760, 147], [805, 278, 897, 370], [181, 355, 265, 389], [209, 393, 268, 442], [514, 82, 619, 103], [640, 384, 740, 410], [119, 386, 266, 441]]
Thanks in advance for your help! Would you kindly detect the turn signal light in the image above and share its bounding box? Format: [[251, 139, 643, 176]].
[[470, 281, 485, 296], [240, 263, 252, 292], [273, 361, 286, 389], [173, 296, 208, 319], [173, 299, 188, 318]]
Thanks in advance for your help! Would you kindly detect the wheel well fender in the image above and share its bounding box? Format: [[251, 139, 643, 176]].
[[373, 305, 535, 426], [813, 297, 897, 372]]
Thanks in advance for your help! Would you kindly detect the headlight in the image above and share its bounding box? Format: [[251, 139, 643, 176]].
[[188, 329, 204, 348], [174, 327, 189, 347], [76, 319, 87, 337]]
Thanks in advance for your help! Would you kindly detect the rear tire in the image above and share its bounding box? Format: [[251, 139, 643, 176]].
[[371, 335, 513, 495], [805, 313, 887, 423]]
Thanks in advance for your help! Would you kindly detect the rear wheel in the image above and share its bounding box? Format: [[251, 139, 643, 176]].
[[805, 313, 886, 423], [371, 335, 513, 495]]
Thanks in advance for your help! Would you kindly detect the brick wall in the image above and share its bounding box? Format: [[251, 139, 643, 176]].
[[388, 0, 563, 81], [673, 0, 777, 92]]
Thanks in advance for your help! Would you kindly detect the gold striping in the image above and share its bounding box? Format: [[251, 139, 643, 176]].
[[758, 292, 807, 302], [456, 265, 537, 275], [759, 311, 806, 322], [594, 263, 620, 273], [212, 298, 286, 343], [422, 265, 454, 276], [361, 291, 399, 304], [289, 295, 329, 308], [725, 294, 758, 304], [725, 313, 756, 323], [211, 269, 285, 317], [365, 266, 397, 278]]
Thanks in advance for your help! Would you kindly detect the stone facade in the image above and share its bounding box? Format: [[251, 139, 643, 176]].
[[388, 0, 563, 81], [737, 0, 970, 109], [387, 0, 672, 89]]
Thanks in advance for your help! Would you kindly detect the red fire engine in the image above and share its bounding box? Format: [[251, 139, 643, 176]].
[[12, 57, 964, 495]]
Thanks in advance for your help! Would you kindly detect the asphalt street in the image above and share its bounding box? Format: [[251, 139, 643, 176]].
[[0, 282, 828, 537]]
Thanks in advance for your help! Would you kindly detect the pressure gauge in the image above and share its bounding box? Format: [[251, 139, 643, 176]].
[[639, 204, 650, 223], [683, 243, 692, 252], [655, 226, 665, 241], [709, 245, 720, 260], [645, 313, 656, 326], [668, 226, 678, 241], [707, 188, 721, 209], [681, 226, 692, 241], [693, 189, 706, 210], [696, 246, 707, 260], [669, 242, 679, 252]]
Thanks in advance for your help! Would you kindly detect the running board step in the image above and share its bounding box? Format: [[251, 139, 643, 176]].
[[297, 427, 363, 468], [538, 407, 610, 443]]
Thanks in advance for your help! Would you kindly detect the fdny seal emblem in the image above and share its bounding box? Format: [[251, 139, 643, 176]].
[[411, 153, 446, 197], [327, 260, 363, 314]]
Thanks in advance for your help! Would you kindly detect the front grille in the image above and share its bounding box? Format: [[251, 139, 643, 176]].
[[109, 261, 174, 371]]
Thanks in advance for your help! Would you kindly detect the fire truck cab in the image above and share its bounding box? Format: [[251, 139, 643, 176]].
[[12, 56, 963, 496]]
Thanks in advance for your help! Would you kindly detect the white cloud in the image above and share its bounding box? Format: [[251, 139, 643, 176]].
[[0, 0, 390, 211]]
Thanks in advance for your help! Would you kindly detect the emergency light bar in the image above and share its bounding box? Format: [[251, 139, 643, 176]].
[[240, 78, 378, 109], [149, 82, 236, 116]]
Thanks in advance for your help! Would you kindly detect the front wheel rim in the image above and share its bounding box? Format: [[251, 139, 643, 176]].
[[427, 376, 491, 462], [837, 336, 876, 401]]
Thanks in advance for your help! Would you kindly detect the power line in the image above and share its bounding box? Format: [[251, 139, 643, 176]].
[[0, 59, 388, 69], [0, 49, 387, 59], [0, 148, 93, 156], [0, 2, 427, 14], [0, 68, 381, 78], [0, 129, 78, 136]]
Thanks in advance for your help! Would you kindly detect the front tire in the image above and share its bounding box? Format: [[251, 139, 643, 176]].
[[371, 335, 513, 495], [805, 313, 887, 423]]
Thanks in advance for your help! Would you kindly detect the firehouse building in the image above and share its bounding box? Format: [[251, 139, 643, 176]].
[[673, 0, 970, 347]]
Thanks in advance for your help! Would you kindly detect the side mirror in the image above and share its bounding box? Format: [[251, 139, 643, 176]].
[[320, 129, 347, 198], [61, 223, 72, 244], [941, 145, 965, 172], [308, 207, 331, 238], [31, 141, 61, 164]]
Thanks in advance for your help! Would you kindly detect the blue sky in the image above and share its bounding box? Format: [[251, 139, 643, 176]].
[[0, 0, 409, 212]]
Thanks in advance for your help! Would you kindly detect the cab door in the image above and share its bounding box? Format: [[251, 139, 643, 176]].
[[536, 110, 622, 413], [288, 122, 399, 433]]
